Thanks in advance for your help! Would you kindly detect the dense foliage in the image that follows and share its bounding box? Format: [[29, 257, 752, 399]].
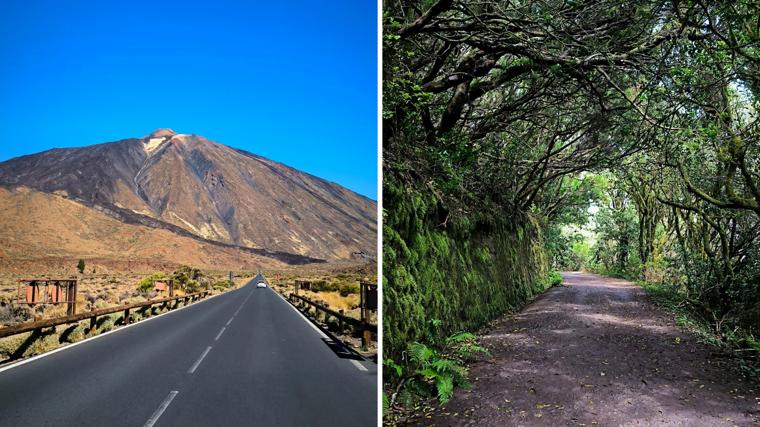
[[384, 0, 760, 410]]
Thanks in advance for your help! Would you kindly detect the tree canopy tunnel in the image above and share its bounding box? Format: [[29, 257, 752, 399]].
[[383, 0, 760, 363]]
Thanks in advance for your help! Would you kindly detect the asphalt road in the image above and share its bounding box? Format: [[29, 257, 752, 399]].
[[0, 275, 377, 426]]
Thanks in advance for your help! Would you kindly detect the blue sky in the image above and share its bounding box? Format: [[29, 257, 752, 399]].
[[0, 1, 378, 199]]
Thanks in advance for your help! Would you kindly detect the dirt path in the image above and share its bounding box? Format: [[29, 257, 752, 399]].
[[424, 272, 759, 426]]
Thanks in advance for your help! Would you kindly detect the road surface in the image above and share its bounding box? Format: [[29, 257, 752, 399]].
[[0, 275, 377, 426], [424, 272, 758, 426]]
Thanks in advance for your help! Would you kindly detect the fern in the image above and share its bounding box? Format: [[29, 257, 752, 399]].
[[446, 331, 476, 344], [392, 329, 490, 407], [431, 358, 468, 379], [409, 342, 435, 364], [435, 375, 454, 403], [384, 358, 404, 378], [416, 368, 440, 379], [446, 331, 491, 360]]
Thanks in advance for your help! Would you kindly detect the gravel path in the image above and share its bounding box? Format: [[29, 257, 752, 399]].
[[424, 272, 759, 426]]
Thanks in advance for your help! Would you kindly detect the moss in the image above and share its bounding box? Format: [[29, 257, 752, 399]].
[[383, 176, 549, 359]]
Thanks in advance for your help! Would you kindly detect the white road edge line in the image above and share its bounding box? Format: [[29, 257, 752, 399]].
[[270, 288, 329, 339], [144, 390, 179, 427], [215, 327, 226, 341], [226, 317, 234, 326], [350, 360, 368, 371], [269, 287, 373, 370], [188, 346, 212, 374], [0, 287, 239, 375]]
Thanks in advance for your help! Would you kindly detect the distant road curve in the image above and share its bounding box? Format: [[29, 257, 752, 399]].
[[0, 274, 377, 426]]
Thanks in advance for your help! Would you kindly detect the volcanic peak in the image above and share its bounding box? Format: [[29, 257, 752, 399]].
[[146, 128, 177, 138]]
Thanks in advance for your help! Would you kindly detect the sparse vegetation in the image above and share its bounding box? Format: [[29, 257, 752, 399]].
[[0, 266, 245, 363], [265, 263, 377, 353], [59, 324, 85, 344], [136, 272, 167, 295], [269, 266, 372, 322], [309, 280, 360, 297]]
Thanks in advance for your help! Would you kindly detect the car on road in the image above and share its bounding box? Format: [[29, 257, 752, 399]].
[[256, 282, 267, 288]]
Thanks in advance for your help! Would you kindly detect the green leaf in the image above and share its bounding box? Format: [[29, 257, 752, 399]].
[[409, 342, 435, 364], [416, 368, 440, 379], [436, 375, 454, 404]]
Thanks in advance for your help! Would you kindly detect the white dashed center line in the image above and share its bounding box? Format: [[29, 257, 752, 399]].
[[215, 327, 226, 341], [188, 346, 212, 374], [142, 282, 267, 427], [144, 391, 178, 427]]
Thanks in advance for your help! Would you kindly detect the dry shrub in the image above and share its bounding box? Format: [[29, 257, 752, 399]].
[[0, 303, 14, 324], [0, 328, 59, 360], [0, 333, 30, 359], [60, 324, 85, 343]]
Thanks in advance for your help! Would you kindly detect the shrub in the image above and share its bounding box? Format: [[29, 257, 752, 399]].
[[310, 280, 332, 292], [338, 283, 360, 297], [308, 280, 360, 296], [25, 330, 59, 357], [172, 266, 201, 290], [0, 333, 31, 359], [185, 279, 200, 293], [0, 303, 14, 324], [98, 314, 118, 333], [60, 324, 85, 343], [136, 272, 167, 294], [0, 304, 33, 325], [548, 271, 563, 287], [213, 280, 234, 291]]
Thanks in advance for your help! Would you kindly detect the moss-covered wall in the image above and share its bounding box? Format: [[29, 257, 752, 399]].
[[383, 177, 549, 359]]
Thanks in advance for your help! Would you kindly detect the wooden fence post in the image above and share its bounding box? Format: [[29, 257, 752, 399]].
[[68, 280, 77, 316]]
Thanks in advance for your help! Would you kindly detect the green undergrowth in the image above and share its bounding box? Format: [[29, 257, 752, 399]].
[[638, 280, 760, 382], [384, 329, 489, 412], [548, 271, 563, 286]]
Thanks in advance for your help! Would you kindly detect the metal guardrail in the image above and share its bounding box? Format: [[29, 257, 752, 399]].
[[288, 293, 377, 341], [0, 291, 210, 339]]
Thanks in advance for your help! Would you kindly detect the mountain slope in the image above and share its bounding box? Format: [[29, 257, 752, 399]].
[[0, 187, 287, 271], [0, 129, 376, 261]]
